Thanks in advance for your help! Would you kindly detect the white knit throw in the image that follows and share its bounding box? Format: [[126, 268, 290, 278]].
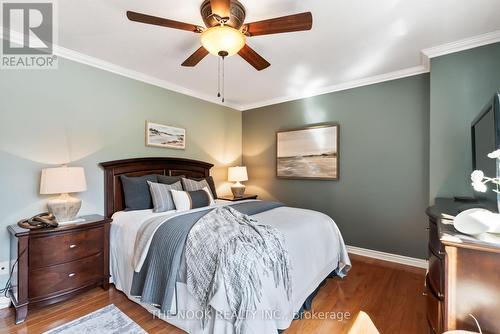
[[185, 206, 292, 334]]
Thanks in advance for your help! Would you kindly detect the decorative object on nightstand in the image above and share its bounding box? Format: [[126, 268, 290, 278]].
[[455, 150, 500, 237], [7, 215, 111, 324], [471, 149, 500, 212], [228, 166, 248, 198], [218, 194, 257, 202], [40, 166, 87, 223]]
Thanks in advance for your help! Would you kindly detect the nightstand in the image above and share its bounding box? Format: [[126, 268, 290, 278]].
[[218, 194, 258, 201], [7, 215, 111, 324]]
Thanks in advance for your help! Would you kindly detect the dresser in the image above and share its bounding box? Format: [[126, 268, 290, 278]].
[[8, 215, 111, 324], [426, 198, 500, 334]]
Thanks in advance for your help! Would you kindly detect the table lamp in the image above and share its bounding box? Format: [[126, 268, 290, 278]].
[[40, 166, 87, 223], [228, 166, 248, 198]]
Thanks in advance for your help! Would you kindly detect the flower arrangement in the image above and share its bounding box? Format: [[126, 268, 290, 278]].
[[471, 149, 500, 194]]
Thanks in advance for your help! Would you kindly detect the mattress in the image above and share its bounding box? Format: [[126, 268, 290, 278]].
[[110, 199, 350, 333]]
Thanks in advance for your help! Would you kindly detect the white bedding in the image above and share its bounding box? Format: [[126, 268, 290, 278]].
[[110, 200, 350, 334]]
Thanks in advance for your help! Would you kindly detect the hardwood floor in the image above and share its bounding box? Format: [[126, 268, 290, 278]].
[[0, 255, 427, 334]]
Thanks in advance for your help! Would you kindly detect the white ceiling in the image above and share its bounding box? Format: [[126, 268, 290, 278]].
[[15, 0, 500, 109]]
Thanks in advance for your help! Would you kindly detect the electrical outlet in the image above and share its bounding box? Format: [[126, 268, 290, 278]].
[[0, 261, 9, 276]]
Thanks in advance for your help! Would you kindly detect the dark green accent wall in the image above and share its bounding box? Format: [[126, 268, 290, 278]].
[[430, 42, 500, 199], [242, 74, 430, 259]]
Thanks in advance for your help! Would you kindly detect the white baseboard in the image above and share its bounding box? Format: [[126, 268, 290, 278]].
[[347, 245, 428, 269], [0, 296, 10, 309]]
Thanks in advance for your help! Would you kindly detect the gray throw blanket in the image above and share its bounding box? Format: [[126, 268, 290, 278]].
[[186, 206, 292, 334], [130, 201, 285, 321]]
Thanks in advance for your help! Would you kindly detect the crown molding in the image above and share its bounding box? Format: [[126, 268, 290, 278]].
[[242, 30, 500, 111], [238, 65, 428, 111], [2, 27, 500, 112], [421, 29, 500, 66], [0, 29, 242, 111], [54, 46, 242, 111]]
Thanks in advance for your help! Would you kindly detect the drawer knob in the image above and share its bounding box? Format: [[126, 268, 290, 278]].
[[68, 273, 76, 277], [69, 244, 77, 249]]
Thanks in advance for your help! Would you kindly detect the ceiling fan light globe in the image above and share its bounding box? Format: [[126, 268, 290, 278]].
[[200, 25, 246, 56]]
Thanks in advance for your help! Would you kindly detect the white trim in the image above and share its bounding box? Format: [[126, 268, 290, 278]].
[[422, 30, 500, 61], [243, 30, 500, 110], [0, 29, 242, 111], [55, 46, 241, 111], [238, 65, 428, 111], [347, 245, 428, 269], [2, 27, 500, 111], [0, 296, 10, 310]]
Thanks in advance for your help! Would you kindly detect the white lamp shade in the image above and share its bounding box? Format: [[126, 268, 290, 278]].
[[228, 166, 248, 182], [40, 166, 87, 195]]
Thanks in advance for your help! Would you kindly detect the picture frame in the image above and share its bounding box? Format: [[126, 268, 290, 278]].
[[145, 121, 186, 150], [276, 124, 339, 180]]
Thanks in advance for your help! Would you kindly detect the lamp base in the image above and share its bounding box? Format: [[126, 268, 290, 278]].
[[231, 182, 246, 198], [47, 193, 82, 223]]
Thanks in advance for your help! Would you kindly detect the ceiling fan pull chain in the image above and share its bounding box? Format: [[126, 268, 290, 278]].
[[222, 55, 225, 103], [217, 56, 221, 98]]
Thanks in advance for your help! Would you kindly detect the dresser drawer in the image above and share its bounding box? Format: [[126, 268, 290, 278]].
[[425, 274, 443, 334], [29, 227, 104, 268], [428, 247, 444, 298], [428, 219, 444, 258], [29, 253, 104, 300]]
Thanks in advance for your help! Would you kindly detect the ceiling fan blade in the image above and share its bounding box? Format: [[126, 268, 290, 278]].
[[126, 11, 201, 33], [243, 12, 313, 37], [238, 44, 270, 71], [210, 0, 231, 18], [181, 46, 209, 67]]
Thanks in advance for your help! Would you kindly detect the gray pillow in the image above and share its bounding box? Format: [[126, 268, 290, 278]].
[[157, 175, 185, 185], [120, 174, 158, 211], [148, 181, 183, 212], [182, 176, 217, 199]]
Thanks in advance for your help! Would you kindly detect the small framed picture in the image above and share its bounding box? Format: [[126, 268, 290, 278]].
[[146, 121, 186, 150], [276, 124, 339, 180]]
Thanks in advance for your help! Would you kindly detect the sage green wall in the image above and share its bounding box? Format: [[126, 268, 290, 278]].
[[0, 58, 241, 285], [430, 42, 500, 199], [242, 75, 430, 259]]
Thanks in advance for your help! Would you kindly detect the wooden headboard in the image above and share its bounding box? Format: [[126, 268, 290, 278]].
[[99, 157, 213, 218]]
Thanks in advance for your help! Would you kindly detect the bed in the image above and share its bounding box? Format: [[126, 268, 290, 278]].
[[100, 157, 351, 334]]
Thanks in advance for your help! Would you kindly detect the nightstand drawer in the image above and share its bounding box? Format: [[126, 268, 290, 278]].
[[29, 253, 104, 300], [29, 227, 104, 268]]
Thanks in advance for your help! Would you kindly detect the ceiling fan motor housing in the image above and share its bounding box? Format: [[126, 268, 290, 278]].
[[200, 0, 246, 29]]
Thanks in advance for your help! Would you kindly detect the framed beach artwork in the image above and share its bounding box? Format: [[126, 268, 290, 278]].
[[146, 121, 186, 150], [276, 124, 339, 180]]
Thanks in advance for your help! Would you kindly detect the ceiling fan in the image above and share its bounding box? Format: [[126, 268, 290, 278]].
[[126, 0, 313, 71]]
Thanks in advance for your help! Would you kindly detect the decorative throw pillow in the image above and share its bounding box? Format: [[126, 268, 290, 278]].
[[120, 174, 158, 211], [171, 187, 215, 212], [148, 181, 183, 212], [157, 175, 185, 185], [181, 177, 217, 199]]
